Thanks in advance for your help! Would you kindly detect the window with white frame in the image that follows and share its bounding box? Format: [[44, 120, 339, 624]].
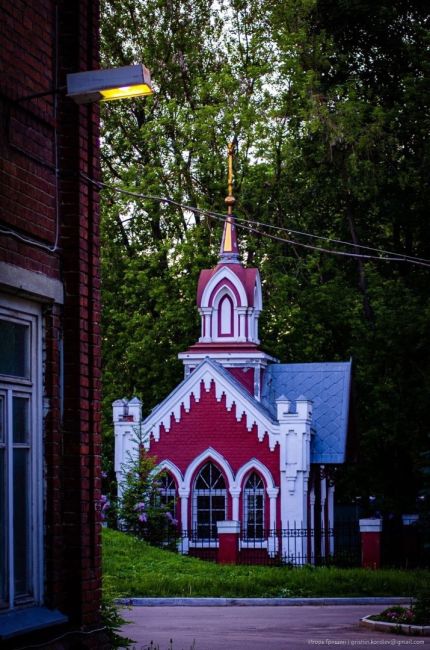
[[156, 473, 177, 512], [193, 463, 226, 540], [243, 472, 265, 539], [0, 298, 42, 611]]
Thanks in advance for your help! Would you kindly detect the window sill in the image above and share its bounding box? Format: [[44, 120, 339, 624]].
[[0, 606, 68, 640], [240, 540, 268, 548]]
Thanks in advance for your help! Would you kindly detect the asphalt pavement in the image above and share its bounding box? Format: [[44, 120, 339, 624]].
[[119, 602, 430, 650]]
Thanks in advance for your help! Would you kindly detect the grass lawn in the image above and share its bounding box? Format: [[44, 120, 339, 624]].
[[102, 528, 428, 599]]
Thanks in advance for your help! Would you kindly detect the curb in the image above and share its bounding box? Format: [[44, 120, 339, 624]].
[[360, 615, 430, 636], [116, 597, 410, 607]]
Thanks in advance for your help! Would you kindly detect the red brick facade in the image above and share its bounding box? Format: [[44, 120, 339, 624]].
[[0, 1, 106, 647], [150, 381, 281, 528]]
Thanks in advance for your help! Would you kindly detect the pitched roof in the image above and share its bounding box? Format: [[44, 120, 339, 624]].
[[261, 361, 352, 464], [144, 357, 351, 464]]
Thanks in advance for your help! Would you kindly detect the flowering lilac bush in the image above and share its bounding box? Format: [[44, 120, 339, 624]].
[[116, 445, 178, 549], [101, 494, 111, 521]]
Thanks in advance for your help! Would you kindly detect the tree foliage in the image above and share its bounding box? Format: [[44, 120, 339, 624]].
[[100, 0, 430, 515]]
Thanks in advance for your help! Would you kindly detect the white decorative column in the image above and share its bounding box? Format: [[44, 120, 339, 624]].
[[327, 481, 335, 556], [276, 396, 312, 562], [230, 487, 241, 522], [237, 307, 247, 341], [277, 394, 312, 564], [320, 469, 327, 558], [113, 398, 141, 499], [178, 486, 190, 554], [199, 307, 212, 342], [267, 487, 279, 557], [309, 488, 316, 563]]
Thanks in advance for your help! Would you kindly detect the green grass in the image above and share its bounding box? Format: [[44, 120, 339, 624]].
[[102, 528, 429, 599]]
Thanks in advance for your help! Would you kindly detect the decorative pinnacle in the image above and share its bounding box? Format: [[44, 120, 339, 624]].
[[219, 143, 240, 264]]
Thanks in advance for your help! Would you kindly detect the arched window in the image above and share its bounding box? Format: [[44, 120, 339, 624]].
[[193, 463, 226, 539], [243, 472, 265, 539], [158, 473, 177, 510], [218, 294, 233, 337]]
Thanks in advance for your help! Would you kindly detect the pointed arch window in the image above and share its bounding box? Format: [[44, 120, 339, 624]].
[[218, 294, 233, 337], [243, 472, 265, 539], [157, 473, 177, 511], [193, 463, 226, 539]]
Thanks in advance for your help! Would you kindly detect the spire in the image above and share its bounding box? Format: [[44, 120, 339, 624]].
[[219, 142, 240, 264]]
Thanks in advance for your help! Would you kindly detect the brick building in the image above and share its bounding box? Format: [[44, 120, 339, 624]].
[[114, 188, 353, 565], [0, 2, 107, 647]]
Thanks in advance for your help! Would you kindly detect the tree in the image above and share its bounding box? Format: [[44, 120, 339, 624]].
[[112, 427, 178, 546], [100, 0, 430, 516]]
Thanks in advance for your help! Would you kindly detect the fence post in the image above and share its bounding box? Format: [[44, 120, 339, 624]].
[[217, 520, 240, 564], [402, 514, 419, 568], [359, 518, 383, 569]]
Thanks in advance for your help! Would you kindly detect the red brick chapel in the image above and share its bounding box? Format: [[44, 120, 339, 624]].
[[114, 151, 352, 565]]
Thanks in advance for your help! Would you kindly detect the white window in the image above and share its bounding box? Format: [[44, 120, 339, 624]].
[[243, 472, 265, 540], [0, 297, 42, 611], [193, 463, 226, 540]]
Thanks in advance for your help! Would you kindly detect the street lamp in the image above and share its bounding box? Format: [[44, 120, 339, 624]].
[[66, 64, 153, 103]]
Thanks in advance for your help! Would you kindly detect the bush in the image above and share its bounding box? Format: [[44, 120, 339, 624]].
[[113, 431, 178, 547]]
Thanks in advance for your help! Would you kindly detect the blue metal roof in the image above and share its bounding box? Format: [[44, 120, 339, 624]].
[[261, 362, 352, 464]]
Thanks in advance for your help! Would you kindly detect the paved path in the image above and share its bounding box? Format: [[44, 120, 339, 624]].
[[120, 604, 430, 650]]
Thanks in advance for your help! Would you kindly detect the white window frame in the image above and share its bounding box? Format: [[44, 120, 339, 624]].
[[191, 463, 226, 546], [242, 472, 266, 545], [158, 473, 177, 507], [0, 296, 43, 611]]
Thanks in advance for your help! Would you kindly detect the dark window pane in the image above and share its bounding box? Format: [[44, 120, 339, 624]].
[[0, 397, 4, 443], [212, 470, 225, 489], [245, 472, 264, 490], [0, 448, 7, 608], [13, 449, 31, 598], [195, 463, 225, 489], [197, 496, 210, 510], [211, 496, 225, 510], [212, 509, 225, 523], [0, 321, 29, 378], [197, 524, 210, 538], [198, 510, 210, 525], [13, 397, 29, 444]]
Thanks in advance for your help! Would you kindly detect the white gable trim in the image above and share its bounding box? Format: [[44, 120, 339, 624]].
[[143, 360, 280, 450], [235, 458, 276, 491], [253, 274, 262, 311], [183, 447, 235, 492], [153, 459, 183, 486]]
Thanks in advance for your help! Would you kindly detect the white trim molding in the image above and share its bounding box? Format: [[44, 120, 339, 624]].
[[142, 359, 280, 451]]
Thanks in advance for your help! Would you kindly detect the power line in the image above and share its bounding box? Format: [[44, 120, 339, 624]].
[[81, 173, 430, 268]]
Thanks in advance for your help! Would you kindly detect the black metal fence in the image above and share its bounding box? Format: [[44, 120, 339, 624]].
[[166, 522, 361, 567], [122, 517, 430, 568]]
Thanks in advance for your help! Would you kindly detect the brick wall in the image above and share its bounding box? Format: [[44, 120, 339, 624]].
[[149, 381, 281, 526], [227, 366, 255, 395], [0, 1, 105, 647]]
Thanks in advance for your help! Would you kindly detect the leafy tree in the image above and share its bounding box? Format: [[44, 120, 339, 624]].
[[116, 430, 178, 547], [100, 0, 430, 517]]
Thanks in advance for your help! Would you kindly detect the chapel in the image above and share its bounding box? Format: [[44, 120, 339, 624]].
[[113, 148, 352, 564]]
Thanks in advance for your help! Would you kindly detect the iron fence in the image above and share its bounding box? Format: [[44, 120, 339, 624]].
[[164, 522, 361, 566]]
